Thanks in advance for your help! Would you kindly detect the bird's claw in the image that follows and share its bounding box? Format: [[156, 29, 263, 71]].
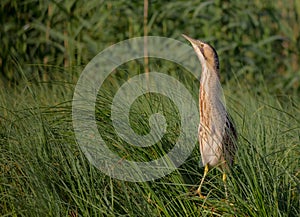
[[196, 189, 206, 199]]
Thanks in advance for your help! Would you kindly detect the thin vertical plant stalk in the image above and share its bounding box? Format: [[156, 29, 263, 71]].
[[143, 0, 149, 82], [64, 22, 69, 68], [43, 4, 53, 82]]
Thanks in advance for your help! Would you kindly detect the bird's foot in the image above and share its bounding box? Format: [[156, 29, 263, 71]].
[[196, 189, 206, 199]]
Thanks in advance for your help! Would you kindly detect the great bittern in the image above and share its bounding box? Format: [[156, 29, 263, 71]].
[[183, 34, 237, 198]]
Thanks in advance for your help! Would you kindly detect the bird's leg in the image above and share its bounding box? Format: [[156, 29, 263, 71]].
[[196, 164, 209, 198], [223, 172, 228, 199]]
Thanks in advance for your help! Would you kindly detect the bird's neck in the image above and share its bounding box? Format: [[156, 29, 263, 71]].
[[200, 65, 221, 97], [199, 65, 225, 120]]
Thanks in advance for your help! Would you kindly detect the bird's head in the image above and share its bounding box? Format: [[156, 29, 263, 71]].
[[182, 34, 219, 73]]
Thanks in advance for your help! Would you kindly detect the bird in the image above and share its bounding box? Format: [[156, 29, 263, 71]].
[[182, 34, 237, 198]]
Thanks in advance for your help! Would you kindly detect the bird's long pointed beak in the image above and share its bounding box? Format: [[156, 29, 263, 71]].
[[182, 34, 199, 46]]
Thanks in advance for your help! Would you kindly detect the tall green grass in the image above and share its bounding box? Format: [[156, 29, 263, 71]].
[[1, 0, 300, 216], [1, 64, 299, 216]]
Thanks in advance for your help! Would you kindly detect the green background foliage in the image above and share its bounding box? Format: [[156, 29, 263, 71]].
[[1, 0, 299, 216], [1, 0, 300, 93]]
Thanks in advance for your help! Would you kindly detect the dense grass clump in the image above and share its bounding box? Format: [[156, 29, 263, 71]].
[[1, 0, 300, 216], [1, 66, 299, 216]]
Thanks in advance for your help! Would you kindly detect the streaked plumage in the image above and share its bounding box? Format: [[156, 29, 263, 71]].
[[183, 34, 237, 197]]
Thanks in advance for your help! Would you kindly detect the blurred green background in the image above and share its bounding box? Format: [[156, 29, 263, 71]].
[[1, 0, 299, 216], [1, 0, 299, 93]]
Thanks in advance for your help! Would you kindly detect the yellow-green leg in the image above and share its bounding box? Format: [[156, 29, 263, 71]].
[[223, 172, 228, 199], [196, 164, 209, 198]]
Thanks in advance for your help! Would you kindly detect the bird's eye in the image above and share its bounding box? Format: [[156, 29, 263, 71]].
[[200, 43, 204, 47]]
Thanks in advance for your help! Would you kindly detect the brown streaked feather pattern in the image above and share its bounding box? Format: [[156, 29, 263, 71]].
[[198, 45, 236, 169], [222, 115, 238, 167], [183, 34, 237, 198], [182, 34, 237, 169]]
